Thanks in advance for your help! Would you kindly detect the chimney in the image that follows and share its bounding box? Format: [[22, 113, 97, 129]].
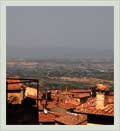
[[96, 92, 105, 109], [95, 84, 108, 109]]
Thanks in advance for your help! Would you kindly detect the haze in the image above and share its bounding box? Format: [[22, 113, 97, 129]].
[[6, 6, 114, 59]]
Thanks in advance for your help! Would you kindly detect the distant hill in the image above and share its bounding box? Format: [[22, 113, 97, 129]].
[[7, 45, 113, 59]]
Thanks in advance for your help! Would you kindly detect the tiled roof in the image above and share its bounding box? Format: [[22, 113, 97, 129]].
[[73, 93, 90, 98], [38, 100, 57, 110], [49, 111, 66, 116], [50, 107, 66, 114], [47, 101, 57, 109], [58, 102, 76, 109], [75, 98, 114, 116], [38, 102, 44, 110], [41, 100, 47, 105], [55, 114, 87, 125], [7, 79, 22, 90], [38, 112, 55, 123], [69, 89, 91, 93], [51, 95, 59, 101], [60, 92, 73, 95]]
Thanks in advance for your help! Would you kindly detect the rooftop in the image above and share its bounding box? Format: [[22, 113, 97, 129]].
[[55, 113, 87, 125], [58, 102, 77, 109], [7, 79, 22, 90], [38, 112, 55, 123], [69, 89, 91, 93], [73, 93, 90, 98], [47, 101, 57, 109], [75, 98, 114, 116]]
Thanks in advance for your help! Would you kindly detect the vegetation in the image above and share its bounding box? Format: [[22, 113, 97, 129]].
[[7, 58, 114, 90]]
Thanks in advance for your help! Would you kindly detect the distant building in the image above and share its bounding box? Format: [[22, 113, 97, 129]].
[[73, 93, 90, 105]]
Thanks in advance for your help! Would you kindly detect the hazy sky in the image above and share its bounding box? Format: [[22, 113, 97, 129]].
[[7, 6, 114, 59]]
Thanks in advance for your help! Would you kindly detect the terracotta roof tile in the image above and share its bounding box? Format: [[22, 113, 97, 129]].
[[49, 111, 65, 116], [69, 89, 91, 93], [38, 112, 55, 123], [58, 103, 76, 109], [55, 114, 87, 125], [47, 102, 57, 109], [7, 79, 22, 90], [74, 93, 90, 98], [75, 98, 114, 116]]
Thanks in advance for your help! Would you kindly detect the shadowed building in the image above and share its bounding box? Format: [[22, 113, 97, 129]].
[[7, 79, 25, 104]]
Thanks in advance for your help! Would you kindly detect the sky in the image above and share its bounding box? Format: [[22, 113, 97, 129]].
[[6, 6, 114, 59]]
